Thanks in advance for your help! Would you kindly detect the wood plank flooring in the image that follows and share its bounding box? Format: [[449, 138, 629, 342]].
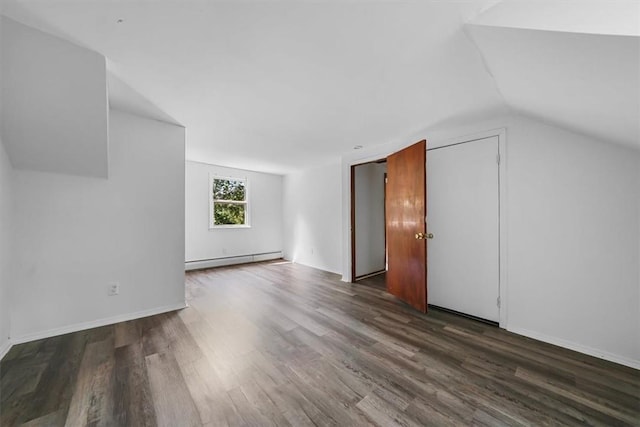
[[1, 261, 639, 426]]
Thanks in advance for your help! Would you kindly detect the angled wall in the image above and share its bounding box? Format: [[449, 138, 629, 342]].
[[0, 17, 187, 349], [11, 110, 185, 341], [1, 16, 108, 178]]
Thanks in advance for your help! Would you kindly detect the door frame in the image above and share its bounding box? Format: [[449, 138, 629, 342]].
[[427, 128, 508, 328], [342, 127, 508, 329], [350, 159, 387, 282]]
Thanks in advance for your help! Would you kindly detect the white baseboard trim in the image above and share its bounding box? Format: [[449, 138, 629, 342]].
[[185, 251, 283, 271], [508, 326, 640, 370], [0, 338, 12, 361], [11, 301, 188, 345], [282, 259, 341, 276]]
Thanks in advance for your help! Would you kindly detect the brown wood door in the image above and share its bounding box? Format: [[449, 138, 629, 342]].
[[385, 140, 427, 312]]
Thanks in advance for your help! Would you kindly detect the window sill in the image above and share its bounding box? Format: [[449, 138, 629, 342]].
[[209, 225, 252, 230]]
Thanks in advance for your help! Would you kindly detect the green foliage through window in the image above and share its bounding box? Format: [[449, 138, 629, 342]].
[[214, 203, 246, 225], [212, 178, 248, 226], [213, 178, 246, 201]]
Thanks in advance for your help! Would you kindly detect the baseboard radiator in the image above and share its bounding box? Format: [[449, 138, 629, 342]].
[[185, 251, 283, 271]]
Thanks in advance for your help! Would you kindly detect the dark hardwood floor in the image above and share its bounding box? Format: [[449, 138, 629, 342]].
[[1, 261, 639, 426]]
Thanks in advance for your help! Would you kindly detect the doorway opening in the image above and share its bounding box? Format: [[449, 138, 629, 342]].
[[350, 159, 387, 283], [347, 132, 506, 324], [349, 139, 428, 314]]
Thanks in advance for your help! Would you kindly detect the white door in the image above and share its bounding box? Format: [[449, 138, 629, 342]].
[[427, 136, 500, 322]]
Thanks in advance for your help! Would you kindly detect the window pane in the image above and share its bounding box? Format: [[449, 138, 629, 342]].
[[213, 178, 246, 201], [214, 203, 246, 225]]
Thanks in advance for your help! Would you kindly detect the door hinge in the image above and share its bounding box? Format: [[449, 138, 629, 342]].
[[496, 153, 501, 165], [497, 296, 501, 308], [385, 177, 388, 184]]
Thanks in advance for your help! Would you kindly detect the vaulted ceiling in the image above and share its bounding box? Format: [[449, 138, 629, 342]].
[[1, 0, 638, 174], [468, 0, 640, 152]]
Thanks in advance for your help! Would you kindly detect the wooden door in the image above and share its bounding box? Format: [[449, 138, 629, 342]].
[[385, 140, 427, 312]]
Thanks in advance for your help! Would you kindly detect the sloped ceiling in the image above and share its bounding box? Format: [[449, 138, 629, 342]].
[[469, 0, 640, 151], [472, 0, 640, 37], [107, 68, 182, 127], [2, 1, 637, 174], [468, 25, 640, 150], [1, 16, 110, 178], [1, 1, 505, 174]]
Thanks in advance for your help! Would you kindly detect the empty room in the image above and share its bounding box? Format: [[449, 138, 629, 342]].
[[0, 0, 639, 426]]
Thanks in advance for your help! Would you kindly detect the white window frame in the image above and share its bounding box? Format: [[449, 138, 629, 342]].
[[209, 174, 251, 229]]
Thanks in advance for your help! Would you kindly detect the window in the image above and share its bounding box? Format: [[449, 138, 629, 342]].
[[210, 176, 249, 228]]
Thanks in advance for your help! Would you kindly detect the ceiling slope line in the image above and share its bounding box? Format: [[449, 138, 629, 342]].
[[462, 23, 513, 114], [467, 23, 640, 151]]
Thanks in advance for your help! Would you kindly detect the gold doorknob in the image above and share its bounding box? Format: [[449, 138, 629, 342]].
[[415, 232, 434, 240]]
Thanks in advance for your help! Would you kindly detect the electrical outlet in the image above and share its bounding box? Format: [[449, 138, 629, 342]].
[[108, 282, 120, 296]]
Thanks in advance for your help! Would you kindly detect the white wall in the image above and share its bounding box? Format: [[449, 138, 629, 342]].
[[335, 114, 639, 368], [354, 162, 386, 277], [283, 162, 342, 274], [185, 161, 283, 263], [0, 137, 13, 357], [11, 110, 186, 341], [1, 16, 109, 178], [0, 10, 12, 359], [505, 117, 639, 368]]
